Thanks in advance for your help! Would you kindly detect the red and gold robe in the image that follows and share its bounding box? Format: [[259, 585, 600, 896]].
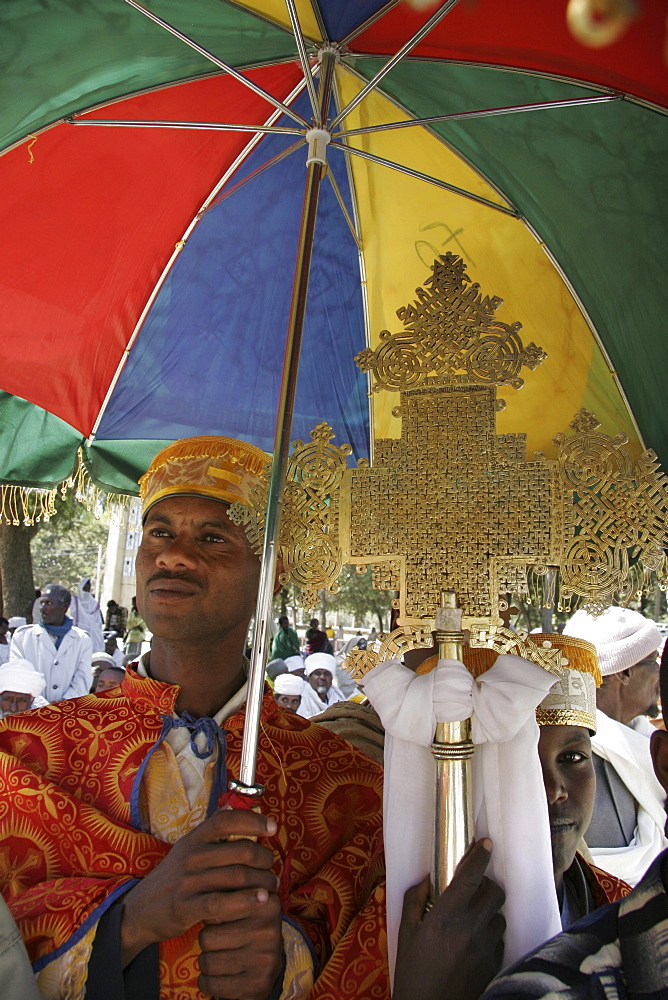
[[580, 854, 631, 907], [0, 668, 389, 999]]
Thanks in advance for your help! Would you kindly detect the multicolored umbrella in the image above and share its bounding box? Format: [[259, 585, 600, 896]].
[[2, 0, 666, 791], [1, 0, 666, 503]]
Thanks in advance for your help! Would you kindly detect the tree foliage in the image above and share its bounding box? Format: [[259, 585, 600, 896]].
[[271, 567, 393, 631], [31, 493, 108, 593], [328, 565, 393, 631]]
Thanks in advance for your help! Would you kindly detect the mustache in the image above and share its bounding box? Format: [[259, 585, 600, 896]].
[[146, 571, 203, 589], [549, 817, 576, 829]]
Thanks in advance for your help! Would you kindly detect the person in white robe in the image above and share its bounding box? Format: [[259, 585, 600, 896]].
[[69, 578, 104, 653], [297, 652, 347, 719], [563, 605, 667, 885], [0, 659, 49, 716], [10, 585, 92, 702], [273, 672, 304, 714]]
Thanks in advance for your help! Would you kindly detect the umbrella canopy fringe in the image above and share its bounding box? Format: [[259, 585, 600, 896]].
[[0, 450, 132, 527], [0, 484, 58, 527]]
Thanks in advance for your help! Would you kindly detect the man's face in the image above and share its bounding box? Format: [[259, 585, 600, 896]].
[[275, 693, 301, 713], [308, 668, 332, 693], [0, 691, 33, 715], [136, 495, 261, 647], [105, 636, 117, 654], [0, 622, 8, 638], [40, 589, 68, 626], [94, 668, 125, 693], [279, 617, 289, 631], [538, 725, 595, 885], [626, 654, 661, 719]]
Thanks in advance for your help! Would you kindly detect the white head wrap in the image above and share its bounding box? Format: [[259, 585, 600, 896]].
[[8, 617, 27, 629], [563, 606, 661, 676], [274, 674, 304, 696], [92, 652, 119, 668], [304, 652, 336, 678], [284, 655, 305, 673], [0, 659, 47, 697]]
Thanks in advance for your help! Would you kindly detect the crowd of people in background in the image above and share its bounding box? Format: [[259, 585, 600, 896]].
[[0, 432, 667, 1000], [0, 581, 147, 717], [267, 616, 372, 718], [0, 588, 372, 722]]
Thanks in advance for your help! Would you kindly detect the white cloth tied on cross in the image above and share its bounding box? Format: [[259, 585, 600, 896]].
[[363, 653, 562, 982]]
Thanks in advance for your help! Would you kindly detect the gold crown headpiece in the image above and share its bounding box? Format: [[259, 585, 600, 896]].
[[530, 634, 600, 733]]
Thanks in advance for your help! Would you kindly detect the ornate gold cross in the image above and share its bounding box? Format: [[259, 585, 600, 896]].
[[341, 382, 554, 625], [230, 251, 668, 896], [231, 251, 668, 672]]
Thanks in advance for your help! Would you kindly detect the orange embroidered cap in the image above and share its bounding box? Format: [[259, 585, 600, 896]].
[[139, 435, 270, 517], [532, 633, 600, 733]]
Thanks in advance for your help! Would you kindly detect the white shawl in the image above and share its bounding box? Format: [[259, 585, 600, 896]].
[[363, 654, 561, 983], [589, 708, 667, 886]]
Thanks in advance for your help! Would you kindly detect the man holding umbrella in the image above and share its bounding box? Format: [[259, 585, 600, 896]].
[[0, 436, 388, 1000]]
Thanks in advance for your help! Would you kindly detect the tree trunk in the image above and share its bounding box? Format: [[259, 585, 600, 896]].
[[319, 588, 327, 628], [0, 522, 37, 620], [654, 579, 663, 621], [540, 605, 554, 632], [516, 600, 532, 632]]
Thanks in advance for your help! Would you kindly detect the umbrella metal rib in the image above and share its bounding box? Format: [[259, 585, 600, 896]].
[[339, 0, 402, 47], [329, 0, 462, 131], [123, 0, 309, 127], [326, 169, 362, 250], [68, 118, 306, 136], [284, 0, 320, 118], [197, 140, 303, 217], [335, 94, 622, 138], [329, 140, 520, 216]]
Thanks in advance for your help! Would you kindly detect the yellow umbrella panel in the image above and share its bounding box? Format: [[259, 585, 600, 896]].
[[336, 71, 641, 460]]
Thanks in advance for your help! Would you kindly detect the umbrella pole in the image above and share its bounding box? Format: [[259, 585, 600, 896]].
[[232, 54, 337, 796]]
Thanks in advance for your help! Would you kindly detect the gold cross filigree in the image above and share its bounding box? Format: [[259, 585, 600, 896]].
[[234, 254, 668, 676]]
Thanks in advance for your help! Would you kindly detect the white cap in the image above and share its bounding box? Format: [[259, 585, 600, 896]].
[[304, 652, 337, 678], [284, 656, 305, 673], [8, 617, 27, 629], [92, 652, 119, 668], [0, 660, 46, 697], [274, 674, 304, 696], [563, 606, 661, 676]]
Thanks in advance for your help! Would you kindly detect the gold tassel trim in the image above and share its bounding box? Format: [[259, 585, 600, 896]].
[[0, 485, 58, 526], [0, 450, 134, 527]]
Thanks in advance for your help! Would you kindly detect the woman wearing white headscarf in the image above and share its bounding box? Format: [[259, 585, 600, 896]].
[[69, 578, 104, 654]]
